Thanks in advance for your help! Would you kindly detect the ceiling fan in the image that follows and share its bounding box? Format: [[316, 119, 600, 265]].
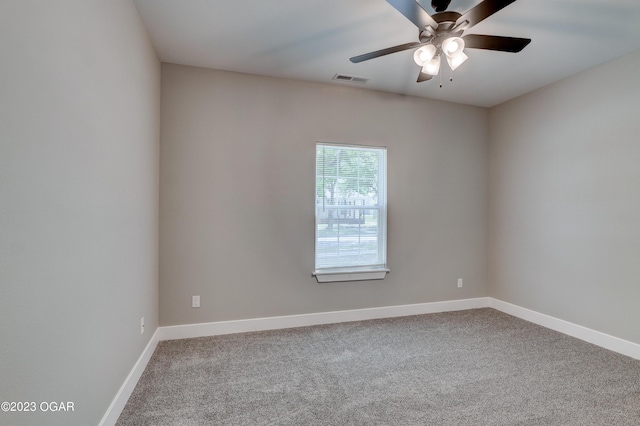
[[350, 0, 531, 83]]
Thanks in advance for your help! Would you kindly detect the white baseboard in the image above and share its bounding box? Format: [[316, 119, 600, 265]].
[[489, 298, 640, 360], [157, 299, 640, 360], [103, 297, 640, 424], [99, 329, 160, 426], [157, 297, 491, 341]]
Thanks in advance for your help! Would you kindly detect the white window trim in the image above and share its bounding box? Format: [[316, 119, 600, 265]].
[[313, 267, 390, 283], [313, 142, 389, 283]]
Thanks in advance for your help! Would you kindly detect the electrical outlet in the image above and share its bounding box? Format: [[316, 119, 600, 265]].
[[140, 317, 145, 334], [457, 278, 463, 288], [192, 295, 200, 308]]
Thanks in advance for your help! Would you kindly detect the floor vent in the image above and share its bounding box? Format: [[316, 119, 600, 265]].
[[332, 74, 369, 84]]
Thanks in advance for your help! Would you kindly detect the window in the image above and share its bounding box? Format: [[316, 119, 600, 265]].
[[314, 142, 388, 282]]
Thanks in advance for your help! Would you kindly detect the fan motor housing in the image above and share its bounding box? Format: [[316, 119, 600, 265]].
[[419, 10, 463, 43], [433, 11, 462, 27]]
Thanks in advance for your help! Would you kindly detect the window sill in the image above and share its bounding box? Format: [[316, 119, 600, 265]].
[[313, 267, 389, 283]]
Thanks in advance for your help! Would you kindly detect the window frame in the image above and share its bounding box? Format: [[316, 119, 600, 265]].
[[313, 142, 389, 283]]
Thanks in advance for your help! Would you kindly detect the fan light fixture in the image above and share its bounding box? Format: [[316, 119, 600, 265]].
[[446, 51, 468, 71], [414, 36, 467, 78], [423, 54, 441, 75], [442, 36, 467, 71], [413, 45, 436, 66], [442, 37, 464, 57]]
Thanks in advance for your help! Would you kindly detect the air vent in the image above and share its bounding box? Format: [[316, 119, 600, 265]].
[[332, 74, 369, 84]]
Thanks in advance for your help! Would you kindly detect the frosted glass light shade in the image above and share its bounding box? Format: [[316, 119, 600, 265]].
[[446, 51, 468, 71], [442, 37, 465, 58], [423, 54, 441, 75], [413, 45, 437, 66]]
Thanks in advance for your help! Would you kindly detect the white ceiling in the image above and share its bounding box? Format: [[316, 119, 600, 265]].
[[132, 0, 640, 107]]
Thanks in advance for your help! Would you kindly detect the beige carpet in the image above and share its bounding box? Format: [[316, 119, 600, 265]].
[[117, 309, 640, 425]]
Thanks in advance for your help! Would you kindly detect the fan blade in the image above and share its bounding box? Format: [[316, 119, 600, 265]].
[[458, 0, 518, 29], [350, 42, 423, 63], [463, 34, 531, 52], [417, 70, 433, 82], [387, 0, 438, 30]]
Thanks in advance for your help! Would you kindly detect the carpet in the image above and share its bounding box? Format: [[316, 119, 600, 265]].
[[117, 308, 640, 425]]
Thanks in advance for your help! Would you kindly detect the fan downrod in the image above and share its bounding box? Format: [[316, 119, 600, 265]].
[[431, 0, 452, 12]]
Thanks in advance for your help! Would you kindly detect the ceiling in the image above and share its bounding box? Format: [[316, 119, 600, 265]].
[[132, 0, 640, 107]]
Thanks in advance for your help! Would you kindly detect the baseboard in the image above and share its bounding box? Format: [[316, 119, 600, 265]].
[[157, 297, 491, 341], [99, 329, 160, 426], [104, 297, 640, 424], [489, 298, 640, 360]]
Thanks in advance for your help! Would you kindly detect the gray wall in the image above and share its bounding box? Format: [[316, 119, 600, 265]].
[[0, 1, 160, 425], [160, 63, 489, 326], [489, 49, 640, 344]]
